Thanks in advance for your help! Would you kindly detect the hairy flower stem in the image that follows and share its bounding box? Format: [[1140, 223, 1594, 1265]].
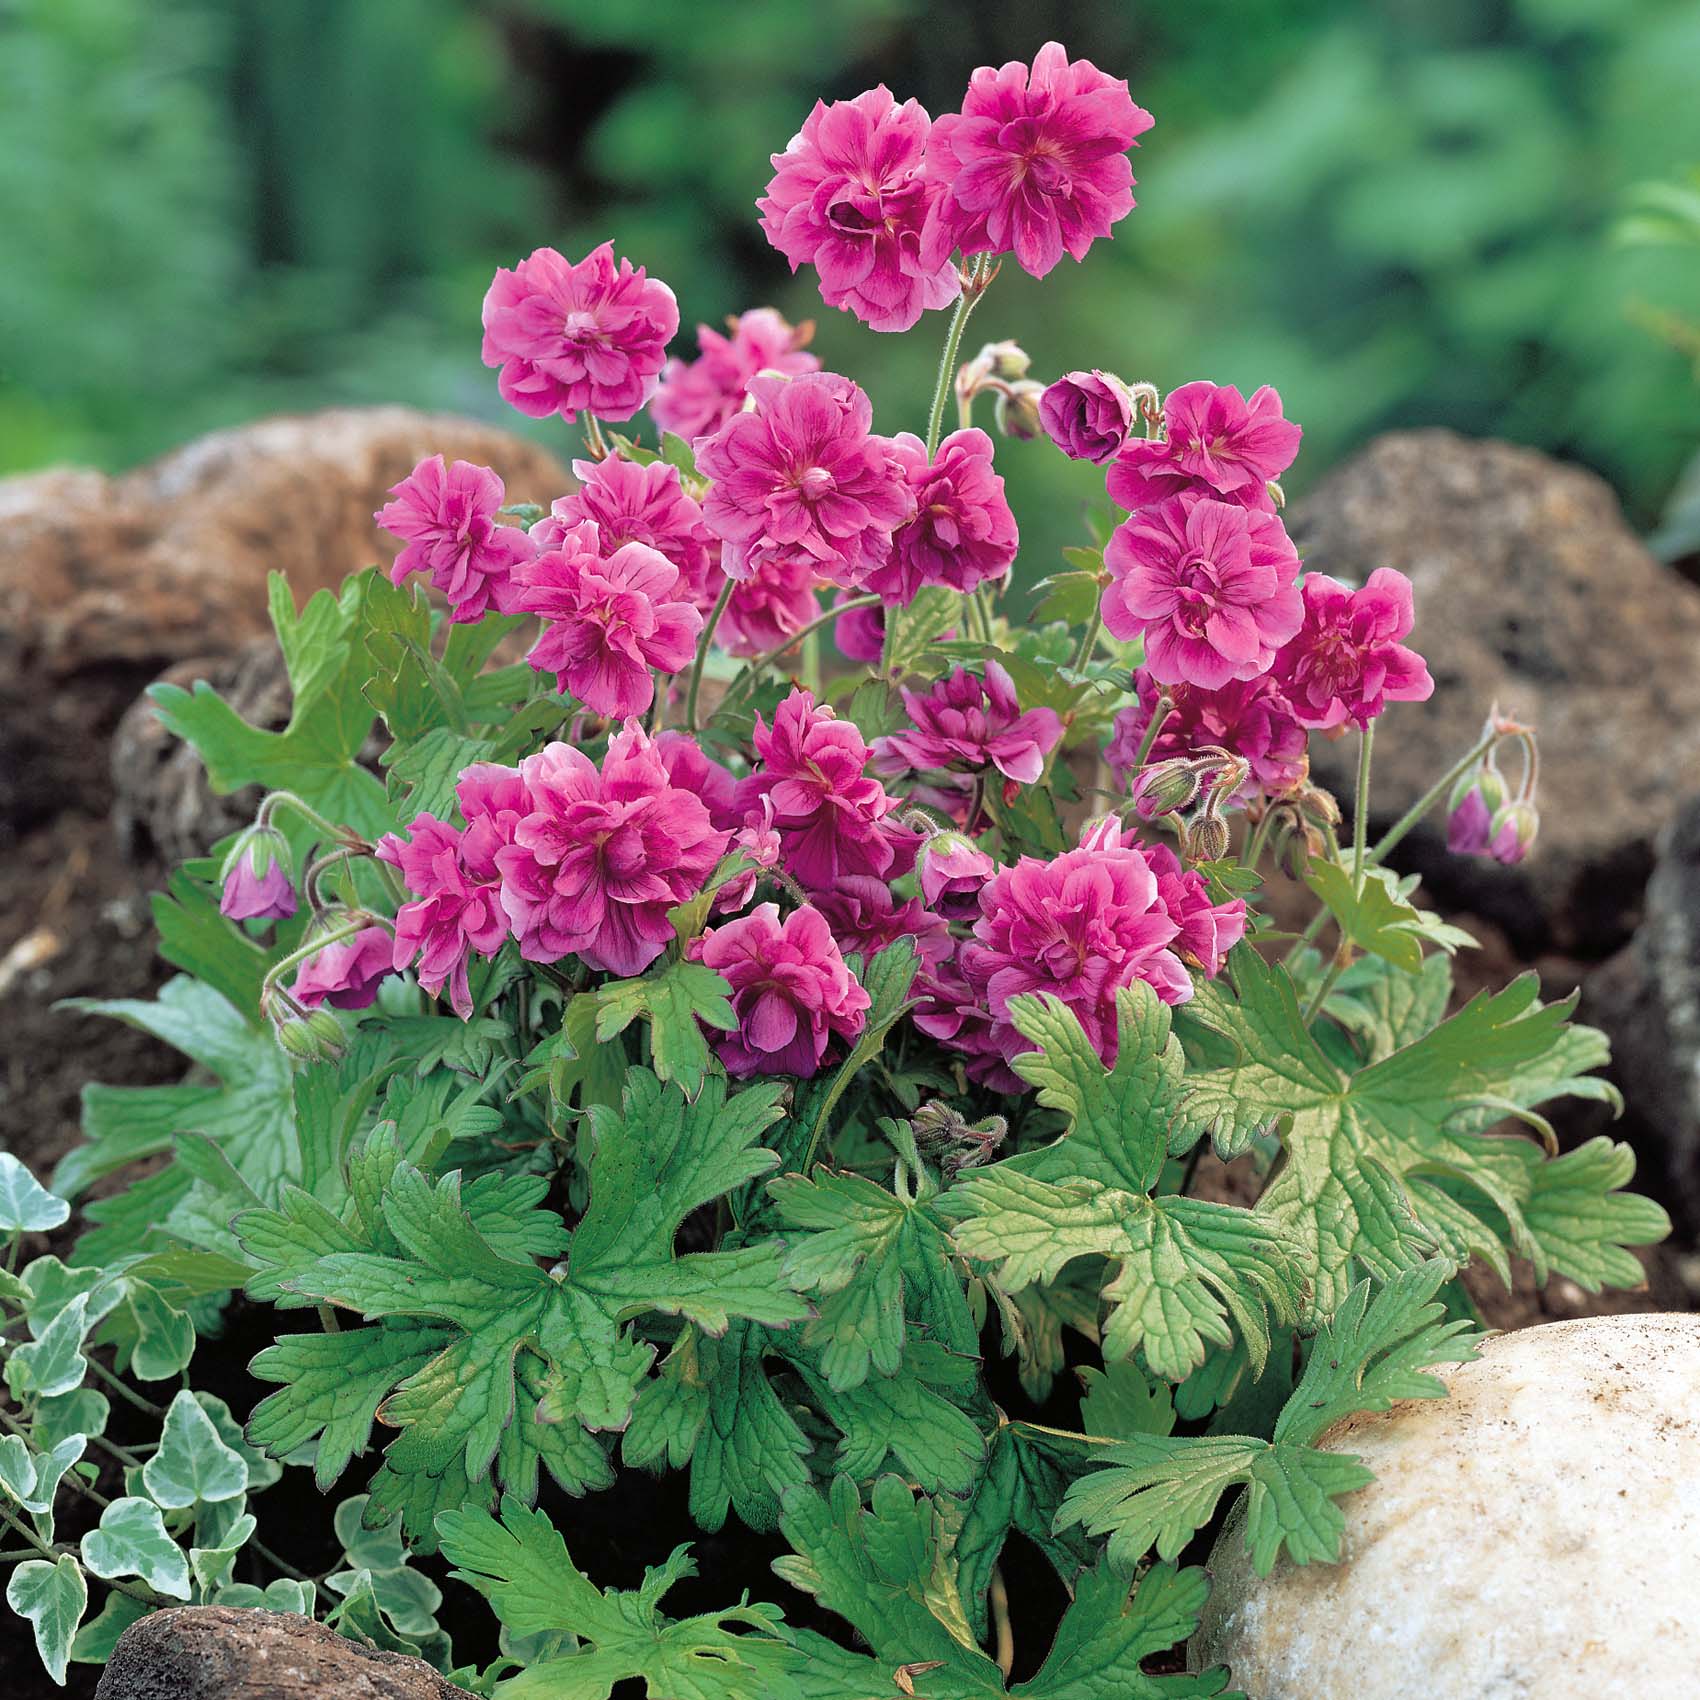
[[1365, 726, 1503, 871], [1302, 940, 1353, 1027], [749, 594, 881, 676], [257, 791, 366, 851], [1071, 604, 1103, 671], [1242, 807, 1276, 870], [1130, 696, 1174, 772], [684, 578, 736, 734], [925, 258, 991, 459], [1351, 723, 1374, 894]]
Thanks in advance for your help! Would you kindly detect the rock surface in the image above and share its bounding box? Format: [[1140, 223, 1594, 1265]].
[[1193, 1312, 1700, 1699], [0, 407, 567, 842], [1585, 795, 1700, 1230], [1292, 432, 1700, 957], [94, 1605, 476, 1700]]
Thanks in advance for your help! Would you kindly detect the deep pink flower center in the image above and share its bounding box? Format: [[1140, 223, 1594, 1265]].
[[798, 465, 837, 501]]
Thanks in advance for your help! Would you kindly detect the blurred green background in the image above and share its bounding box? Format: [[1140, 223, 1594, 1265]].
[[4, 0, 1699, 575]]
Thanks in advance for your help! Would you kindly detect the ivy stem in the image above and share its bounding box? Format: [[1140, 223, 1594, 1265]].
[[85, 1359, 165, 1420], [1351, 723, 1374, 894], [685, 579, 736, 734]]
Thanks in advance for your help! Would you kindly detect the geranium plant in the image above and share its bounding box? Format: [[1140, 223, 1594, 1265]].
[[1, 40, 1669, 1697]]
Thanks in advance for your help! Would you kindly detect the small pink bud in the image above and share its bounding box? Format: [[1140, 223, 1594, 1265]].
[[919, 832, 996, 921], [1131, 758, 1206, 820], [1447, 762, 1508, 858], [220, 825, 296, 922], [1038, 369, 1136, 465], [1487, 799, 1539, 865], [275, 1008, 345, 1062]]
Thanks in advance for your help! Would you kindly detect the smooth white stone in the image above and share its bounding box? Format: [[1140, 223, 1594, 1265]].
[[1192, 1312, 1700, 1699]]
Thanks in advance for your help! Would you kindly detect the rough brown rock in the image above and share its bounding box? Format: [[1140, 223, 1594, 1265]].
[[94, 1606, 476, 1700], [0, 407, 567, 842], [1291, 431, 1700, 958], [1584, 795, 1700, 1230]]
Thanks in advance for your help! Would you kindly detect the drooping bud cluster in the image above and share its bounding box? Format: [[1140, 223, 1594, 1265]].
[[1448, 713, 1540, 866]]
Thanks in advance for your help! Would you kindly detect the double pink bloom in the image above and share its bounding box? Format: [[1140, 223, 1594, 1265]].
[[651, 308, 819, 441], [481, 242, 677, 423], [1108, 381, 1302, 515], [697, 372, 913, 590], [375, 455, 534, 624], [1103, 493, 1303, 691]]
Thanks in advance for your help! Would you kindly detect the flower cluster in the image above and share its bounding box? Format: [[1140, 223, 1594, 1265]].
[[759, 45, 1151, 333]]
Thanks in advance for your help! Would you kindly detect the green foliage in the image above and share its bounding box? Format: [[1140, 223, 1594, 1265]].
[[1059, 1262, 1483, 1575]]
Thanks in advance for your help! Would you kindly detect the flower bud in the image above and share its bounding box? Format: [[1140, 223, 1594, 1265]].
[[1447, 762, 1508, 857], [220, 824, 297, 922], [918, 832, 995, 922], [994, 380, 1046, 441], [274, 1008, 346, 1063], [1185, 813, 1232, 864], [912, 1102, 1008, 1176], [1487, 799, 1539, 865], [1131, 758, 1205, 820], [1038, 370, 1136, 465]]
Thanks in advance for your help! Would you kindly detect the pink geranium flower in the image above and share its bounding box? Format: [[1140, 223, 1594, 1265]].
[[961, 834, 1191, 1070], [716, 555, 823, 659], [481, 242, 678, 423], [512, 524, 702, 719], [220, 827, 296, 923], [864, 429, 1019, 606], [759, 87, 961, 333], [375, 455, 534, 624], [1102, 493, 1302, 690], [495, 726, 728, 976], [651, 307, 820, 441], [1136, 837, 1246, 978], [1107, 381, 1302, 515], [1273, 567, 1434, 731], [735, 687, 916, 890], [1106, 668, 1309, 804], [654, 730, 740, 831], [873, 661, 1062, 785], [688, 903, 871, 1078], [923, 41, 1154, 278], [377, 811, 512, 1020], [289, 925, 397, 1011], [541, 456, 718, 612], [695, 372, 914, 590]]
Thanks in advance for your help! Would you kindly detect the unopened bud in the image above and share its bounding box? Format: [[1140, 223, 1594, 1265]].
[[912, 1103, 1008, 1176], [994, 380, 1046, 441], [1487, 799, 1539, 865], [983, 339, 1032, 382], [220, 823, 297, 923], [1131, 758, 1205, 820], [274, 1008, 346, 1063], [1185, 814, 1232, 864]]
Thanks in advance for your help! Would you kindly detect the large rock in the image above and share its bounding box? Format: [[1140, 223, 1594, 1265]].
[[1585, 795, 1700, 1229], [1291, 432, 1700, 957], [0, 407, 568, 841], [1193, 1312, 1700, 1698], [95, 1605, 475, 1700]]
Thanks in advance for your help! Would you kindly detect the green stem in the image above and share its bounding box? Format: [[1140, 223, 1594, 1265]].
[[749, 593, 881, 675], [85, 1359, 165, 1420], [1351, 723, 1374, 894], [583, 413, 609, 460], [258, 792, 363, 850], [685, 578, 736, 734], [250, 1536, 313, 1585], [1302, 944, 1352, 1027], [1242, 807, 1276, 871], [1070, 604, 1103, 672], [924, 260, 988, 458], [1364, 727, 1502, 872], [1129, 697, 1174, 773], [259, 915, 381, 1013]]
